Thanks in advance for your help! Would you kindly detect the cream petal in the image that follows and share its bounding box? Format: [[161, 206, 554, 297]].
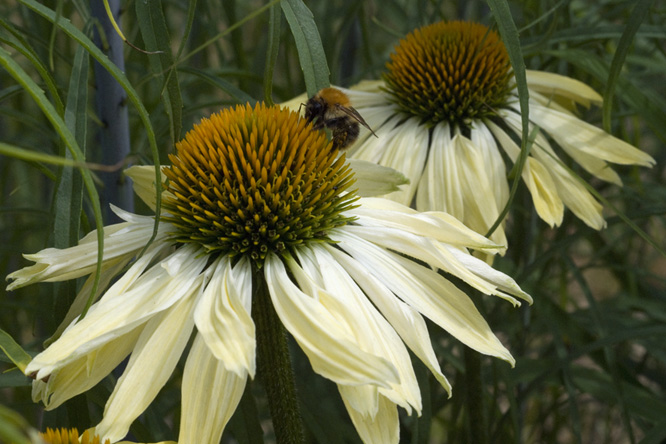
[[25, 244, 207, 380], [6, 212, 165, 290], [124, 165, 170, 211], [194, 256, 256, 377], [446, 246, 532, 304], [347, 80, 385, 95], [264, 254, 400, 387], [451, 134, 508, 248], [522, 103, 655, 167], [294, 247, 421, 413], [338, 226, 517, 300], [347, 159, 409, 197], [526, 70, 602, 108], [416, 122, 462, 215], [332, 230, 516, 364], [326, 245, 452, 395], [470, 123, 510, 208], [341, 391, 399, 444], [498, 111, 606, 229], [31, 326, 143, 410], [350, 198, 500, 252], [96, 286, 199, 443], [354, 116, 428, 206], [485, 119, 564, 227], [179, 334, 248, 444]]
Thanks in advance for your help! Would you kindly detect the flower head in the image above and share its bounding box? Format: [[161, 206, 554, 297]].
[[311, 21, 655, 247], [8, 103, 530, 444]]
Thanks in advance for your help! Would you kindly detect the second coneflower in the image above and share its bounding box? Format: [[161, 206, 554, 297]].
[[338, 21, 654, 247], [8, 103, 530, 444]]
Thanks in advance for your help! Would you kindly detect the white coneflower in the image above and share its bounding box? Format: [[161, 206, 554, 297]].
[[306, 21, 654, 248], [7, 103, 530, 444]]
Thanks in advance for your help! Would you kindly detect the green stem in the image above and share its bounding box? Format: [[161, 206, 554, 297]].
[[464, 346, 488, 444], [253, 273, 305, 444]]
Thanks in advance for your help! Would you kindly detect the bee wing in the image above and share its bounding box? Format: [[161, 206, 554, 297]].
[[336, 104, 378, 138]]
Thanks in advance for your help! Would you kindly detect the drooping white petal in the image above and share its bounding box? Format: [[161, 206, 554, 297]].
[[31, 326, 143, 410], [519, 102, 655, 167], [293, 247, 421, 413], [326, 245, 452, 395], [338, 225, 523, 303], [452, 134, 508, 248], [526, 70, 602, 108], [347, 159, 409, 197], [6, 211, 169, 290], [332, 230, 516, 364], [194, 256, 256, 377], [499, 110, 606, 229], [341, 390, 399, 444], [264, 253, 400, 388], [179, 334, 248, 444], [485, 119, 564, 227], [471, 123, 510, 209], [25, 244, 208, 380], [350, 197, 500, 252], [96, 284, 200, 443], [124, 165, 170, 211], [416, 121, 462, 215]]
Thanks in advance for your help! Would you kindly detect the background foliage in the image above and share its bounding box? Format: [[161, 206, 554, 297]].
[[1, 0, 665, 443]]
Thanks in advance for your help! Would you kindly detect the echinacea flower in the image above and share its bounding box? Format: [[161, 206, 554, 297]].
[[7, 103, 531, 444], [291, 21, 655, 247], [37, 427, 173, 444]]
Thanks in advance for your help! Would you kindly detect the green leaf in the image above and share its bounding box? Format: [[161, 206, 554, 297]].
[[264, 2, 281, 105], [135, 0, 183, 145], [602, 0, 653, 132], [281, 0, 330, 97], [0, 328, 32, 372], [179, 66, 257, 105]]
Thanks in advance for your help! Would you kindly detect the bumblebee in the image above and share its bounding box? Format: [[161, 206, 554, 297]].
[[303, 87, 377, 151]]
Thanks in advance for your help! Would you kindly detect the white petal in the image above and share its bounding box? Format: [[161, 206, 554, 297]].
[[264, 253, 400, 387], [347, 159, 409, 197], [341, 391, 399, 444], [350, 198, 500, 252], [332, 230, 517, 364], [451, 134, 508, 248], [326, 245, 451, 394], [352, 116, 428, 206], [6, 213, 167, 290], [25, 244, 207, 379], [31, 326, 143, 410], [526, 70, 602, 108], [179, 334, 247, 444], [416, 122, 462, 215], [124, 165, 170, 211], [96, 286, 199, 442], [294, 247, 421, 413], [194, 256, 256, 377], [485, 120, 564, 227], [499, 110, 606, 229], [522, 103, 655, 167], [338, 226, 522, 301], [471, 123, 510, 207]]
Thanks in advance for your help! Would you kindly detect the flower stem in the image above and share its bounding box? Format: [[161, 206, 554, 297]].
[[253, 274, 305, 444], [464, 346, 488, 444]]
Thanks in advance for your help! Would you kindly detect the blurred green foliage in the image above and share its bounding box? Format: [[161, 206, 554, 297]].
[[1, 1, 665, 443]]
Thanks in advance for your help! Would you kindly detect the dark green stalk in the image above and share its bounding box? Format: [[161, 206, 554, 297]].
[[253, 273, 305, 444], [464, 347, 488, 444]]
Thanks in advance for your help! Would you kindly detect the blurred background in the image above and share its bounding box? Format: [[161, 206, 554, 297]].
[[1, 1, 665, 443]]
